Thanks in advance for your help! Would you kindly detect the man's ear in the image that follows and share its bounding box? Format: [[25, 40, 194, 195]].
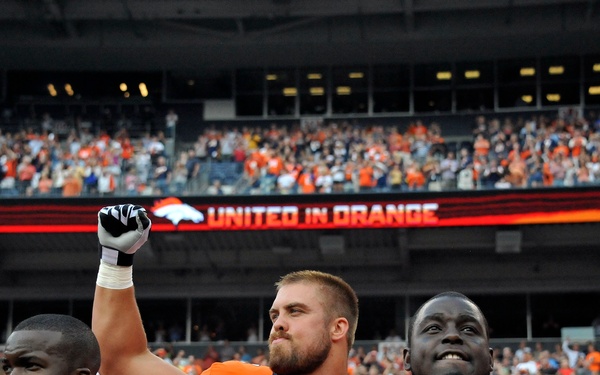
[[331, 317, 349, 343], [403, 347, 412, 371], [489, 347, 494, 371]]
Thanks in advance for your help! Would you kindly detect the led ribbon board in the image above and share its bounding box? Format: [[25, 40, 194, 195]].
[[0, 188, 599, 233]]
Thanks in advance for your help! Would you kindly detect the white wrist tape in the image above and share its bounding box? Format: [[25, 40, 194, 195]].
[[96, 260, 133, 290]]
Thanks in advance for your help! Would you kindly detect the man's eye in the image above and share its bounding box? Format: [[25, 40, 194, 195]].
[[425, 325, 441, 333], [462, 326, 478, 334], [270, 313, 278, 322]]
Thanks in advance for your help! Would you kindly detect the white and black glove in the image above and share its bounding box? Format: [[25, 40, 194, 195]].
[[98, 204, 151, 266]]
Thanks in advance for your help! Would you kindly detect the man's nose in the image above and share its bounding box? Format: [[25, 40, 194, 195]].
[[442, 325, 463, 344]]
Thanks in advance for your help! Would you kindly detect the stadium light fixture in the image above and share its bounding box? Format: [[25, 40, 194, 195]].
[[546, 93, 561, 102], [436, 71, 452, 80], [139, 82, 148, 97], [520, 67, 535, 76], [266, 74, 278, 81], [283, 87, 297, 96], [548, 66, 564, 75], [64, 83, 74, 96], [349, 72, 364, 79], [336, 86, 351, 95], [589, 86, 600, 95], [119, 83, 128, 92], [521, 95, 533, 103], [310, 87, 324, 96], [47, 84, 57, 97], [307, 73, 322, 80], [464, 70, 480, 79]]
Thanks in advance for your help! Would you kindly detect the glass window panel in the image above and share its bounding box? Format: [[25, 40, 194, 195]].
[[236, 94, 263, 116], [372, 65, 410, 89], [541, 83, 580, 106], [541, 56, 580, 82], [138, 299, 187, 343], [531, 292, 600, 338], [267, 68, 296, 94], [470, 294, 528, 339], [191, 298, 260, 342], [332, 66, 368, 90], [236, 69, 264, 93], [7, 71, 161, 99], [300, 67, 328, 115], [355, 297, 399, 340], [414, 63, 453, 88], [268, 94, 296, 116], [585, 84, 600, 105], [584, 55, 600, 82], [166, 70, 232, 100], [300, 93, 327, 115], [498, 85, 536, 108], [373, 90, 410, 113], [300, 67, 328, 91], [456, 88, 494, 111], [332, 92, 368, 114], [455, 61, 494, 86], [498, 58, 537, 84], [414, 89, 452, 112]]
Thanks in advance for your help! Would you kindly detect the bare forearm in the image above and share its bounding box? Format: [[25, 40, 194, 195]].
[[92, 285, 149, 358]]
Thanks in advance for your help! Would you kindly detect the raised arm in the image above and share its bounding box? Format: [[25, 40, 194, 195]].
[[92, 204, 183, 375]]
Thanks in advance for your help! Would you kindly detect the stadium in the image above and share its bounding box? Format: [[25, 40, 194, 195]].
[[1, 1, 600, 374]]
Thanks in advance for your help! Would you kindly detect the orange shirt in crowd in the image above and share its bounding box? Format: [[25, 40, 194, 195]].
[[473, 137, 490, 157], [553, 143, 570, 158], [4, 157, 17, 178], [406, 168, 425, 189], [62, 175, 82, 197], [297, 172, 316, 193], [358, 164, 374, 188], [266, 155, 284, 176]]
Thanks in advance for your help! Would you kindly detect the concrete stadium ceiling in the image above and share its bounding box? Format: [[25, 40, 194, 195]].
[[0, 0, 599, 70]]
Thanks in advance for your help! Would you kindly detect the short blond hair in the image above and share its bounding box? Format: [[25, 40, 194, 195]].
[[275, 270, 359, 349]]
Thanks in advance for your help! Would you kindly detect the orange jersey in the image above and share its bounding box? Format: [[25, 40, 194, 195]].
[[203, 361, 273, 375]]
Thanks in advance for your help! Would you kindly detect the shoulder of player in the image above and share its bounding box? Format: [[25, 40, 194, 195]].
[[203, 361, 274, 375]]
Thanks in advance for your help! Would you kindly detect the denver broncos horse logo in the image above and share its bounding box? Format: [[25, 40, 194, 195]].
[[151, 197, 204, 226]]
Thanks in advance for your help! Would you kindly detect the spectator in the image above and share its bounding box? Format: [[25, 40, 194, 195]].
[[440, 151, 459, 190], [515, 349, 538, 375], [62, 168, 83, 197], [563, 339, 585, 369], [153, 156, 172, 194], [165, 108, 179, 139], [219, 340, 236, 362], [172, 160, 188, 195], [585, 342, 600, 375], [206, 179, 224, 195], [16, 155, 36, 194]]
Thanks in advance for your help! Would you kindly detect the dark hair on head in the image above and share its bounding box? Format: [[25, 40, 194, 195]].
[[14, 314, 101, 373], [276, 270, 359, 349], [407, 291, 489, 347]]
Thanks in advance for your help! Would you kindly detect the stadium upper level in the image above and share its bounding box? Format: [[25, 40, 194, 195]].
[[0, 0, 600, 71]]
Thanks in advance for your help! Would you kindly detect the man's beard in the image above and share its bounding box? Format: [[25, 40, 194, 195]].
[[268, 331, 331, 375]]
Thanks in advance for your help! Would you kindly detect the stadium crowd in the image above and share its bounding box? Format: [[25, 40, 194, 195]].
[[1, 107, 600, 197], [147, 337, 600, 375]]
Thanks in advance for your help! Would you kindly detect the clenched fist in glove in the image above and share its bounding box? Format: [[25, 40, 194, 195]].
[[98, 204, 151, 266]]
